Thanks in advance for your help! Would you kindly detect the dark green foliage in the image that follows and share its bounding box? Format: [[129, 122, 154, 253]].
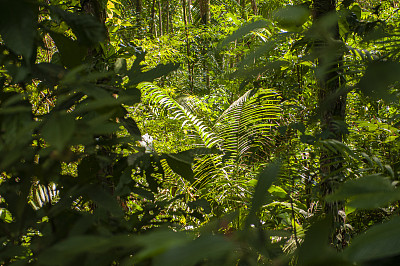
[[1, 0, 400, 265]]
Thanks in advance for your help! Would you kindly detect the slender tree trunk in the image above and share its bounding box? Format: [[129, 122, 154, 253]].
[[80, 0, 115, 195], [134, 0, 142, 13], [158, 0, 163, 36], [182, 0, 193, 90], [134, 0, 143, 37], [188, 0, 192, 23], [240, 0, 246, 19], [199, 0, 210, 89], [150, 0, 156, 37], [250, 0, 257, 15], [313, 0, 347, 248], [199, 0, 210, 24], [164, 0, 169, 34]]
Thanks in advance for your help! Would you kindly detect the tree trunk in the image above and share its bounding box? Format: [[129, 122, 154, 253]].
[[313, 0, 347, 248], [158, 0, 163, 36], [240, 0, 246, 19], [188, 0, 192, 24], [198, 0, 210, 90], [134, 0, 142, 13], [182, 0, 193, 90], [199, 0, 210, 24], [150, 0, 156, 37], [80, 0, 115, 195], [250, 0, 257, 15], [164, 0, 169, 34], [134, 0, 142, 37]]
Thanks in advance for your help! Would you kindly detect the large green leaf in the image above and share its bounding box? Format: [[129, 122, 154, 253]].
[[127, 63, 179, 85], [153, 235, 235, 266], [163, 149, 218, 184], [120, 116, 141, 140], [326, 174, 400, 209], [37, 235, 136, 265], [41, 113, 76, 151], [358, 61, 400, 102], [77, 155, 100, 184], [297, 218, 350, 265], [218, 19, 269, 50], [0, 0, 37, 60], [246, 161, 280, 227], [49, 6, 106, 46], [165, 154, 195, 183], [344, 216, 400, 262], [130, 231, 190, 264], [273, 5, 310, 30], [49, 32, 88, 69]]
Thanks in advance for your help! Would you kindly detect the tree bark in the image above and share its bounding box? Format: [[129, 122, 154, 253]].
[[134, 0, 142, 37], [158, 0, 163, 36], [240, 0, 246, 19], [199, 0, 210, 24], [163, 0, 169, 34], [313, 0, 347, 248], [150, 0, 156, 37], [80, 0, 115, 195], [250, 0, 257, 15], [182, 0, 193, 90], [188, 0, 192, 24]]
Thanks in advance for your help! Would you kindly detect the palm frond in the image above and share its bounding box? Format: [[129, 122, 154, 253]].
[[139, 82, 220, 147], [215, 88, 281, 164], [190, 88, 282, 210]]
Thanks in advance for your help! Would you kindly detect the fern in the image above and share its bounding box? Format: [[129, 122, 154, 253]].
[[139, 82, 220, 148], [215, 88, 281, 164], [140, 82, 282, 209], [191, 88, 282, 211]]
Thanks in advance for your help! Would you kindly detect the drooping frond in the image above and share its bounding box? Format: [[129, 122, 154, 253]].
[[139, 82, 220, 148], [191, 88, 282, 208], [215, 88, 281, 164]]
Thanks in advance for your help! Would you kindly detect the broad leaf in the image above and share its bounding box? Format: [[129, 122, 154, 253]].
[[165, 154, 195, 183], [273, 5, 310, 30], [218, 19, 269, 50], [344, 216, 400, 262], [297, 218, 350, 265], [127, 63, 179, 85], [358, 61, 400, 102], [50, 32, 88, 69], [41, 113, 76, 151], [326, 174, 400, 209], [49, 6, 106, 46], [154, 235, 235, 266], [246, 161, 280, 227], [0, 0, 37, 60]]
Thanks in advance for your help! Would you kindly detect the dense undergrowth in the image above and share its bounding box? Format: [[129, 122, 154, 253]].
[[1, 0, 400, 265]]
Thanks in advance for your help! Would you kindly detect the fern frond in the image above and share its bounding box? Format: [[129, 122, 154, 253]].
[[215, 88, 281, 163], [139, 82, 220, 148]]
